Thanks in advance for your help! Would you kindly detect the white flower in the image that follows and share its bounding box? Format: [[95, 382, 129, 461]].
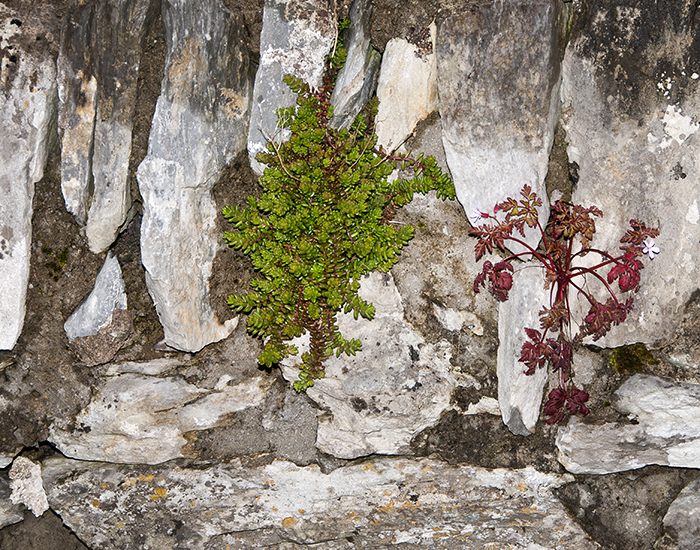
[[642, 237, 660, 259], [469, 207, 484, 225]]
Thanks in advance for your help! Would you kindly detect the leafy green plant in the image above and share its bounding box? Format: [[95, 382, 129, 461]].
[[223, 52, 454, 391]]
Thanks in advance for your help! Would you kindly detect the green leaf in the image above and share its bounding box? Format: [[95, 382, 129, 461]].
[[222, 38, 456, 392]]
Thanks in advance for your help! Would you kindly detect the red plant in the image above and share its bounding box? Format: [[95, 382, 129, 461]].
[[470, 186, 659, 424]]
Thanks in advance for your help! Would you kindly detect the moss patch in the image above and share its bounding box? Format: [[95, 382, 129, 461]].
[[610, 343, 658, 375]]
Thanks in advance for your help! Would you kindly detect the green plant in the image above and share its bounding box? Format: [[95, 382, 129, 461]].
[[224, 45, 454, 391]]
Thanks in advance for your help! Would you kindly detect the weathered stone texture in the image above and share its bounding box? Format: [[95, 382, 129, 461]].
[[329, 0, 380, 130], [497, 263, 550, 435], [282, 272, 473, 459], [48, 365, 272, 464], [8, 457, 48, 518], [247, 0, 336, 174], [437, 0, 562, 250], [0, 471, 23, 530], [563, 0, 700, 346], [43, 456, 599, 550], [374, 24, 437, 152], [663, 478, 700, 550], [137, 0, 252, 352], [556, 374, 700, 474], [0, 4, 57, 350], [57, 0, 157, 253]]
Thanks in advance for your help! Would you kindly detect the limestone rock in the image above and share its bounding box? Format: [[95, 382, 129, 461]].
[[43, 456, 599, 549], [0, 6, 56, 350], [247, 0, 336, 174], [63, 253, 131, 365], [562, 0, 700, 346], [329, 0, 380, 129], [9, 456, 48, 517], [137, 0, 251, 352], [388, 116, 499, 386], [0, 471, 23, 530], [664, 478, 700, 550], [67, 308, 133, 366], [374, 23, 437, 152], [282, 272, 474, 459], [64, 253, 127, 341], [497, 262, 550, 435], [437, 0, 562, 250], [57, 0, 156, 253], [556, 374, 700, 474], [48, 365, 272, 465]]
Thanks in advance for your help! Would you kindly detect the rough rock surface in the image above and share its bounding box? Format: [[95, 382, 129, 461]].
[[562, 0, 700, 346], [48, 359, 273, 465], [663, 478, 700, 550], [556, 374, 700, 474], [0, 4, 56, 350], [329, 0, 380, 129], [63, 253, 129, 366], [283, 272, 472, 459], [437, 0, 562, 250], [63, 254, 127, 338], [247, 0, 336, 174], [137, 0, 251, 352], [4, 1, 700, 548], [57, 0, 156, 253], [8, 457, 48, 518], [0, 472, 23, 530], [555, 464, 700, 550], [374, 24, 437, 152], [497, 263, 550, 435], [43, 456, 599, 550]]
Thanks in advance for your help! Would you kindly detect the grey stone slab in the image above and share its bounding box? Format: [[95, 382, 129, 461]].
[[281, 272, 474, 459], [0, 4, 57, 350], [556, 374, 700, 474], [497, 263, 550, 435], [137, 0, 251, 352], [664, 478, 700, 550], [43, 456, 599, 550], [57, 0, 157, 252], [437, 0, 562, 252], [562, 0, 700, 346], [329, 0, 380, 130], [48, 370, 272, 465], [247, 0, 335, 174]]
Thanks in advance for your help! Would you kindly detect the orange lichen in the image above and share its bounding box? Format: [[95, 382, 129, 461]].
[[281, 517, 298, 528]]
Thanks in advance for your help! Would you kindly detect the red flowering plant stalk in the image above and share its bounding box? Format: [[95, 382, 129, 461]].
[[469, 185, 660, 424]]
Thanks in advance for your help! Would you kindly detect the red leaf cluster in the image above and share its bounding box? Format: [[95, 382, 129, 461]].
[[543, 386, 589, 424], [473, 260, 514, 301], [552, 200, 602, 248], [583, 297, 633, 341], [470, 186, 658, 424], [607, 251, 643, 291]]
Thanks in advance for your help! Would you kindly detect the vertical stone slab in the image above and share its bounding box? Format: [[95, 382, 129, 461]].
[[329, 0, 380, 129], [436, 0, 562, 250], [563, 0, 700, 346], [247, 0, 336, 174], [497, 263, 549, 435], [0, 6, 56, 350], [56, 1, 97, 227], [57, 0, 156, 253], [137, 0, 252, 352], [437, 1, 563, 434], [374, 23, 438, 152]]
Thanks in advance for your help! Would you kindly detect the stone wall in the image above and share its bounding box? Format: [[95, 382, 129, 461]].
[[1, 0, 700, 548]]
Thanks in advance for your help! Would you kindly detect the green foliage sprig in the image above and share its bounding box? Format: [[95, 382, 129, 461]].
[[224, 55, 454, 391]]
